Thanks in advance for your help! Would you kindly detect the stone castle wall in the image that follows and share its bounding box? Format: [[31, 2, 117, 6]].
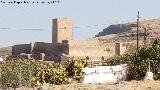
[[67, 39, 117, 61], [12, 42, 69, 62], [12, 44, 31, 55], [11, 39, 136, 63]]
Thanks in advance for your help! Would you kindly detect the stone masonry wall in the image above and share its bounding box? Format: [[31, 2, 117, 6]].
[[12, 42, 69, 63], [12, 44, 31, 55], [67, 39, 117, 61]]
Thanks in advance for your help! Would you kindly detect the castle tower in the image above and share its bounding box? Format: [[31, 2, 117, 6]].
[[52, 18, 73, 43]]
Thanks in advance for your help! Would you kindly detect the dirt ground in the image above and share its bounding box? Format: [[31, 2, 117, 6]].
[[14, 80, 160, 90], [45, 80, 160, 90]]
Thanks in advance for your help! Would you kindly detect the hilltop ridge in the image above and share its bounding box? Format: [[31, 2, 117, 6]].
[[95, 19, 160, 41]]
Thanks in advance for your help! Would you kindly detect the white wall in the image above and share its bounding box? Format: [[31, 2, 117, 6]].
[[83, 64, 127, 83]]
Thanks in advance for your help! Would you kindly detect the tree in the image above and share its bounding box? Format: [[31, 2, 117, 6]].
[[104, 40, 160, 80]]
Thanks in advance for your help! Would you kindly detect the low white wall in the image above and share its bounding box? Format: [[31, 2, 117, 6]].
[[0, 57, 3, 62], [83, 64, 127, 83]]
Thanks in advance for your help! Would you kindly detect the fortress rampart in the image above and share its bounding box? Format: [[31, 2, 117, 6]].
[[8, 18, 142, 65]]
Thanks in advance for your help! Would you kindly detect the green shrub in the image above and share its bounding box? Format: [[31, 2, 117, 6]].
[[0, 58, 89, 87], [65, 58, 88, 78], [104, 41, 160, 80]]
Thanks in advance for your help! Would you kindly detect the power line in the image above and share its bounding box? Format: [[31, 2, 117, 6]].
[[0, 18, 137, 31], [0, 28, 48, 31]]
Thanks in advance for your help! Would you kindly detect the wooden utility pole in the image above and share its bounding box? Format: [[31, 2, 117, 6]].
[[144, 27, 147, 47], [137, 11, 140, 51]]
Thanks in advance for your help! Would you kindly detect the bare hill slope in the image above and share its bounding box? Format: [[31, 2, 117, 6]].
[[0, 46, 12, 56], [95, 19, 160, 40]]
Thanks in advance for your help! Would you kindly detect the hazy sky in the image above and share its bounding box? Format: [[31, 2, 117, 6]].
[[0, 0, 160, 47]]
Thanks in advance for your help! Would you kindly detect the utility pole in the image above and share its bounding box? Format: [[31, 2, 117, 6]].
[[144, 27, 147, 47], [137, 11, 140, 51]]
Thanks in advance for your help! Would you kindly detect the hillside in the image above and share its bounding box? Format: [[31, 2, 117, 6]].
[[0, 46, 12, 56], [95, 19, 160, 41]]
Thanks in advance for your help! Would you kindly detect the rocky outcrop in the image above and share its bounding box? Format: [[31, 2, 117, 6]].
[[95, 23, 137, 37], [95, 19, 160, 40]]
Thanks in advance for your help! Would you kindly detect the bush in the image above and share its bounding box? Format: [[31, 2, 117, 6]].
[[65, 58, 88, 78], [33, 64, 69, 86], [104, 41, 160, 80], [0, 59, 37, 88], [0, 58, 89, 88], [103, 55, 123, 66]]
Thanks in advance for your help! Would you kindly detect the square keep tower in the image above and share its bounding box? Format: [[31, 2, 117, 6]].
[[52, 18, 73, 43]]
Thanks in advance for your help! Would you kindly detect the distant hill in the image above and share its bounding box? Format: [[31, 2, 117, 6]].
[[95, 23, 136, 37], [95, 19, 160, 40]]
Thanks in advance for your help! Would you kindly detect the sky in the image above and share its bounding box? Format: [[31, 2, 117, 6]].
[[0, 0, 160, 47]]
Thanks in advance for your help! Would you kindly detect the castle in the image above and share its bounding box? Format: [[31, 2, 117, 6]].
[[9, 18, 138, 64]]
